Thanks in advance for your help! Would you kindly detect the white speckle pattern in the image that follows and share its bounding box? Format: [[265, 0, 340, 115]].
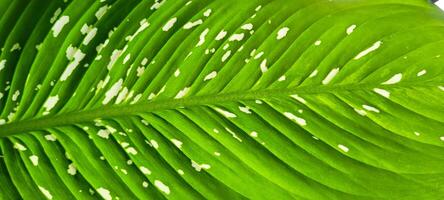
[[29, 155, 39, 166], [239, 106, 251, 114], [0, 59, 6, 71], [290, 94, 307, 104], [250, 131, 258, 137], [215, 108, 237, 118], [322, 68, 339, 85], [154, 180, 170, 195], [338, 144, 349, 152], [95, 5, 109, 20], [196, 28, 209, 47], [284, 112, 306, 126], [229, 33, 244, 41], [382, 73, 402, 85], [126, 147, 138, 155], [175, 87, 190, 99], [204, 71, 217, 81], [52, 16, 69, 37], [309, 69, 318, 78], [278, 75, 286, 82], [417, 69, 426, 77], [373, 88, 390, 98], [171, 139, 183, 148], [67, 163, 77, 175], [363, 105, 380, 113], [97, 129, 111, 139], [203, 9, 212, 17], [50, 8, 62, 24], [439, 86, 444, 91], [97, 188, 112, 200], [13, 143, 27, 151], [221, 50, 231, 62], [276, 27, 289, 40], [150, 140, 159, 149], [12, 90, 20, 101], [260, 59, 268, 73], [82, 27, 97, 45], [43, 95, 59, 113], [162, 17, 177, 31], [61, 46, 85, 81], [241, 23, 253, 30], [103, 79, 123, 104], [10, 43, 21, 52], [354, 41, 382, 60], [183, 19, 203, 29], [38, 186, 53, 200], [215, 30, 227, 40], [191, 160, 211, 172], [346, 24, 356, 35], [45, 134, 57, 141], [140, 166, 152, 175], [354, 108, 367, 116], [440, 136, 444, 141], [314, 40, 321, 46], [142, 181, 149, 188]]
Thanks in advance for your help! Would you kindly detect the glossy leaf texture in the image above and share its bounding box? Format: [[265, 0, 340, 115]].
[[1, 0, 444, 199]]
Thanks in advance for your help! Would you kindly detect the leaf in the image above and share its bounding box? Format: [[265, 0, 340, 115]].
[[1, 0, 444, 199]]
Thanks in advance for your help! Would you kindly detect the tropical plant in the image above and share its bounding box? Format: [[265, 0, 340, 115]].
[[0, 0, 444, 199]]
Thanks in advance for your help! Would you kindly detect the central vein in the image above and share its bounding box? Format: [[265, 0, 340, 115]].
[[0, 81, 439, 137]]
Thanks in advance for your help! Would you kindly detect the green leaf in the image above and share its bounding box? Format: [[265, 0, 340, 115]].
[[1, 0, 444, 199]]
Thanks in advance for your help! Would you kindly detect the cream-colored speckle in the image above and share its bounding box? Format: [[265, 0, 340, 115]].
[[373, 88, 390, 98], [140, 166, 152, 175], [162, 17, 177, 31], [284, 112, 306, 126], [363, 105, 380, 113], [38, 186, 53, 199], [67, 163, 77, 175], [196, 28, 209, 47], [215, 30, 227, 40], [241, 23, 253, 30], [221, 50, 231, 62], [175, 87, 190, 99], [354, 41, 382, 60], [322, 68, 339, 85], [43, 95, 59, 113], [171, 139, 183, 148], [45, 134, 57, 141], [229, 33, 244, 41], [215, 108, 236, 118], [260, 59, 268, 73], [417, 69, 427, 76], [154, 180, 170, 194], [13, 143, 27, 151], [290, 94, 307, 104], [97, 129, 111, 139], [382, 73, 402, 85], [183, 19, 203, 29], [338, 144, 349, 152], [276, 27, 289, 40], [52, 16, 69, 37], [346, 24, 356, 35], [97, 188, 112, 200], [29, 155, 39, 166], [204, 71, 217, 81]]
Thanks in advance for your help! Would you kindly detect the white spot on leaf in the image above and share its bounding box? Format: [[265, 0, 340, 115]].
[[322, 68, 339, 85], [284, 112, 306, 126], [276, 27, 289, 40], [52, 16, 69, 37], [162, 17, 177, 31], [382, 73, 402, 85], [354, 41, 382, 60]]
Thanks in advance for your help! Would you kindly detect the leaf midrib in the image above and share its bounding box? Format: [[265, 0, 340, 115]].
[[0, 81, 441, 137]]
